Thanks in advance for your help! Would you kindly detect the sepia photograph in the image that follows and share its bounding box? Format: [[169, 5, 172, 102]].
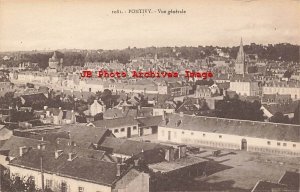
[[0, 0, 299, 191]]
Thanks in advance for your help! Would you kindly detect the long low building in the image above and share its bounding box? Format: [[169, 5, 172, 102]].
[[158, 113, 300, 156]]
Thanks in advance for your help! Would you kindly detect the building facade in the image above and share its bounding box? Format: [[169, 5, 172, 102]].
[[158, 114, 300, 156]]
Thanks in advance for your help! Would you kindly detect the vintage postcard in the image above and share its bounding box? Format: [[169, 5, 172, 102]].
[[0, 0, 299, 191]]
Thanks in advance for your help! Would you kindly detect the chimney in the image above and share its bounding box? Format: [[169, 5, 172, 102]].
[[178, 145, 187, 158], [162, 111, 166, 121], [165, 147, 175, 162], [134, 159, 140, 167], [19, 146, 28, 157], [67, 152, 77, 161], [37, 143, 46, 150], [43, 106, 48, 110], [116, 163, 126, 177], [55, 150, 63, 159]]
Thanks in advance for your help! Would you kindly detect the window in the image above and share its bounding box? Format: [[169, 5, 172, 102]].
[[283, 143, 287, 147], [78, 187, 84, 192], [293, 144, 296, 148], [267, 141, 271, 145], [203, 133, 206, 137], [46, 179, 53, 189], [161, 130, 164, 136], [182, 131, 185, 134], [277, 142, 280, 146], [114, 129, 119, 133], [133, 126, 137, 130], [191, 132, 194, 135], [121, 128, 125, 132], [219, 135, 222, 139]]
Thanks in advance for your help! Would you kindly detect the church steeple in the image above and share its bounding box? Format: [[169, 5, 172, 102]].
[[235, 37, 246, 74], [236, 38, 245, 63]]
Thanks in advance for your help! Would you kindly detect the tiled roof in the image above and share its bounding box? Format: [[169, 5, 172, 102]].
[[160, 113, 300, 142]]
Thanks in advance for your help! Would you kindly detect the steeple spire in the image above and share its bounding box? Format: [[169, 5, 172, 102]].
[[235, 37, 246, 75]]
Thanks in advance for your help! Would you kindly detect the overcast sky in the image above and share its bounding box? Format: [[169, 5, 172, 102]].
[[0, 0, 299, 51]]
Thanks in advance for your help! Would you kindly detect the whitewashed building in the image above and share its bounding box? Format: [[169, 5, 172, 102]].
[[8, 148, 150, 192], [158, 113, 300, 156]]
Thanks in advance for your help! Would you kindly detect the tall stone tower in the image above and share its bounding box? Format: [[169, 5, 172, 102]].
[[48, 51, 63, 73], [235, 38, 246, 75]]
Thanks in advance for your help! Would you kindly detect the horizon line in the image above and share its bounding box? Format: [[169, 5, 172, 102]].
[[1, 42, 299, 53]]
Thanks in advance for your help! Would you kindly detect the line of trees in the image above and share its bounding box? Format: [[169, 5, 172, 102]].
[[1, 43, 298, 68]]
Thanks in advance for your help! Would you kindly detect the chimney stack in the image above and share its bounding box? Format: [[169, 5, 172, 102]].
[[178, 145, 187, 159], [67, 152, 77, 161], [19, 146, 28, 157], [162, 111, 166, 121], [55, 150, 63, 159], [37, 143, 46, 150], [116, 163, 126, 177], [165, 147, 175, 162]]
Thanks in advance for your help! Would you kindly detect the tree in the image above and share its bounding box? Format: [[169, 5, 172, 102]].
[[1, 171, 42, 192], [283, 70, 293, 79], [215, 98, 264, 121], [270, 112, 290, 124]]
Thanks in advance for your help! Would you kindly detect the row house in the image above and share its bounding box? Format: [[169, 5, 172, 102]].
[[263, 81, 300, 100]]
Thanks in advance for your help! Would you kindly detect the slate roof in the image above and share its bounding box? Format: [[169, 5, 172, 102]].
[[9, 149, 119, 186], [20, 93, 48, 106], [160, 113, 300, 142], [0, 136, 48, 157], [251, 180, 286, 192], [216, 82, 230, 90], [91, 117, 138, 129], [137, 116, 163, 128], [59, 157, 118, 186], [59, 125, 111, 147], [103, 108, 138, 119], [262, 102, 298, 115], [230, 74, 255, 82], [99, 137, 167, 157], [278, 171, 300, 190]]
